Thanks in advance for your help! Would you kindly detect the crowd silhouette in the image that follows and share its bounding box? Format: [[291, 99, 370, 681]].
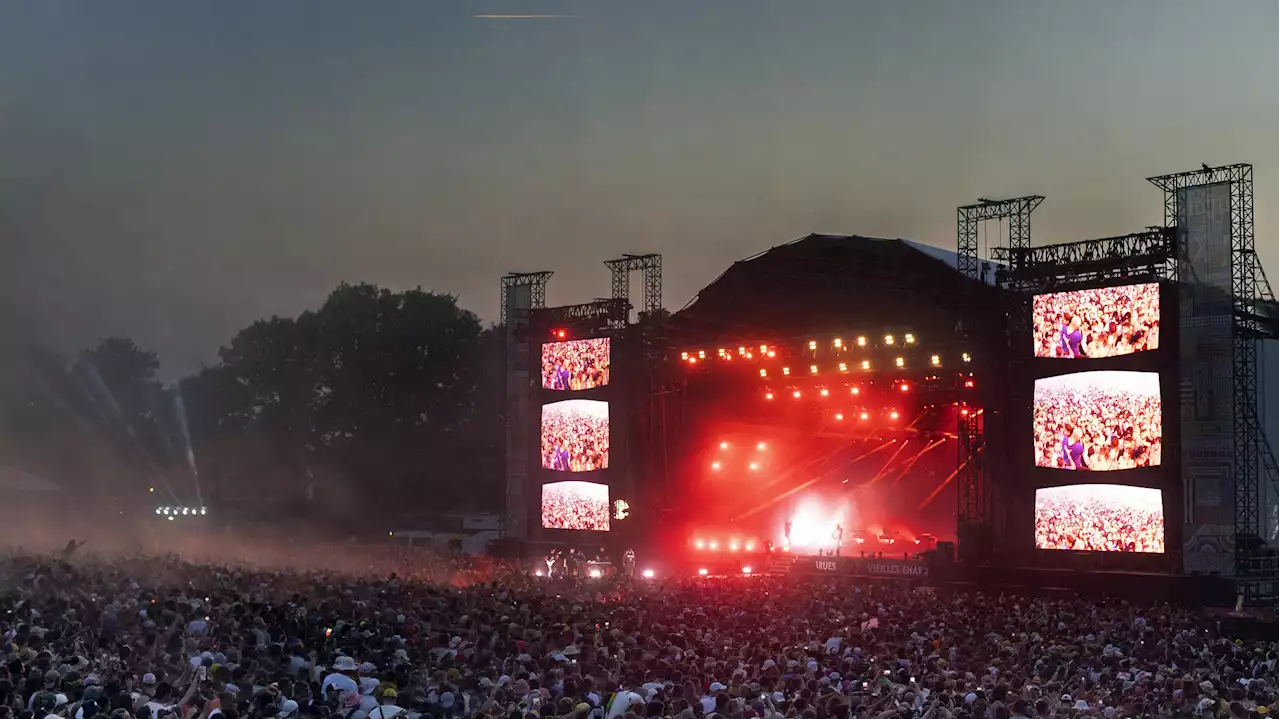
[[542, 338, 611, 391], [1035, 488, 1165, 553], [1033, 283, 1160, 359], [541, 481, 610, 531], [1034, 375, 1162, 471], [541, 401, 610, 472]]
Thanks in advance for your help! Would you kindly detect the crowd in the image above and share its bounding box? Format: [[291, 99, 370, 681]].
[[541, 404, 610, 473], [1032, 285, 1160, 359], [542, 340, 611, 392], [1033, 385, 1161, 472], [541, 483, 611, 531], [1034, 494, 1165, 553], [0, 543, 1274, 719]]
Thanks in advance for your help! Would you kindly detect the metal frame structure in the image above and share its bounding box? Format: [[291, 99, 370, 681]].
[[605, 254, 663, 328], [498, 271, 553, 540], [993, 228, 1178, 290], [955, 197, 1042, 559], [527, 297, 630, 335]]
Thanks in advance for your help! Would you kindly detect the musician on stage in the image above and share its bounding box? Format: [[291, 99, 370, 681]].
[[622, 548, 636, 578], [833, 524, 844, 556]]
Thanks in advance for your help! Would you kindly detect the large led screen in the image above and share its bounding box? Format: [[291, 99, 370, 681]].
[[540, 399, 610, 472], [1033, 371, 1161, 471], [541, 480, 610, 531], [1035, 484, 1165, 553], [1032, 283, 1160, 358], [541, 338, 611, 391]]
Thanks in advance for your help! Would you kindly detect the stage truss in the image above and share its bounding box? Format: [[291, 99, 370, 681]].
[[499, 271, 553, 540], [605, 254, 663, 329], [955, 196, 1043, 560], [1148, 164, 1278, 605]]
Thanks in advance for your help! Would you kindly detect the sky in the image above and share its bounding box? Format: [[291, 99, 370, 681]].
[[0, 0, 1275, 377]]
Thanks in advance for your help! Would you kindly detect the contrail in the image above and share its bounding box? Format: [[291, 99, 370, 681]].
[[474, 14, 584, 19]]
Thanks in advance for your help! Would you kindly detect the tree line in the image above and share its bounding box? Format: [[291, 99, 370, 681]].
[[0, 283, 504, 534]]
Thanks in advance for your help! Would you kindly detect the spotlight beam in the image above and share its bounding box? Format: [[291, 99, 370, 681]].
[[732, 439, 895, 521], [890, 438, 947, 484]]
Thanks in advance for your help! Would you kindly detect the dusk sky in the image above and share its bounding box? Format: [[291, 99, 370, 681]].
[[1, 1, 1275, 376]]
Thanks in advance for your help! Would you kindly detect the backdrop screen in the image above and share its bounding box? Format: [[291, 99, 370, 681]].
[[1032, 283, 1160, 358], [541, 480, 610, 531], [1035, 484, 1165, 553], [541, 337, 611, 390], [1033, 371, 1161, 471], [541, 399, 610, 472]]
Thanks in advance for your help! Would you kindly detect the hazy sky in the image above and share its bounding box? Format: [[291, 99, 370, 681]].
[[1, 1, 1275, 376]]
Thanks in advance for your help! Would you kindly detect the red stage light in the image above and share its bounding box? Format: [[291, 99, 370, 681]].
[[809, 365, 819, 375], [742, 566, 753, 575], [960, 408, 970, 416], [756, 441, 767, 451], [759, 368, 768, 378], [839, 362, 848, 372], [695, 539, 705, 550], [765, 392, 774, 400], [688, 357, 697, 364], [792, 390, 802, 399], [890, 410, 900, 420], [835, 413, 844, 421], [900, 383, 910, 392], [820, 388, 830, 397], [782, 367, 791, 375], [748, 462, 760, 471], [964, 379, 975, 388], [698, 568, 709, 576], [851, 386, 860, 395], [709, 541, 719, 550], [719, 441, 729, 450], [745, 541, 756, 551], [555, 329, 567, 339], [767, 350, 776, 358], [729, 541, 739, 551], [711, 461, 722, 471], [860, 411, 869, 420]]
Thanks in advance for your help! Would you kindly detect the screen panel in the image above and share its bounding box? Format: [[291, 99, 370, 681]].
[[541, 338, 611, 390], [1032, 283, 1160, 359], [1035, 484, 1165, 553], [540, 399, 610, 471], [1033, 371, 1161, 471], [541, 480, 611, 531]]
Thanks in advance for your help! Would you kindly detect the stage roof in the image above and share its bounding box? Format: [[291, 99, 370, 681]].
[[670, 234, 1003, 343]]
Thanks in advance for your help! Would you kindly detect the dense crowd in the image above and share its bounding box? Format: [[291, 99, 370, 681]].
[[541, 404, 610, 473], [0, 545, 1275, 719], [1032, 285, 1160, 359], [542, 340, 611, 392], [541, 483, 611, 531], [1033, 385, 1161, 472], [1034, 494, 1165, 553]]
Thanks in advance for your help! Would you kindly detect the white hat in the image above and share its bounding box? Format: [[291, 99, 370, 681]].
[[142, 673, 157, 685], [333, 656, 358, 672], [1074, 700, 1090, 711], [709, 682, 726, 692]]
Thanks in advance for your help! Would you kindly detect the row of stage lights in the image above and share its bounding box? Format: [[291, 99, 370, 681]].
[[684, 350, 972, 374], [155, 506, 208, 518], [763, 379, 975, 403]]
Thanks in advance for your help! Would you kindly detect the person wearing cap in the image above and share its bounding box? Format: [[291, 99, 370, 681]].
[[369, 687, 404, 719], [323, 657, 361, 697]]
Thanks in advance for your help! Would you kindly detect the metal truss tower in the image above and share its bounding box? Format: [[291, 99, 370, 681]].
[[1149, 163, 1278, 604], [955, 196, 1043, 561], [604, 254, 663, 328], [498, 271, 552, 540]]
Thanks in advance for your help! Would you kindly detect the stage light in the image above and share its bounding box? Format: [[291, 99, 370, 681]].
[[838, 362, 848, 372], [745, 541, 756, 551], [759, 344, 768, 353], [535, 569, 544, 577], [905, 333, 916, 344], [756, 441, 767, 451], [808, 340, 817, 350], [698, 568, 709, 576], [915, 539, 921, 545], [782, 366, 791, 375], [809, 365, 818, 374], [642, 569, 655, 579], [168, 516, 175, 521], [729, 541, 739, 551], [885, 334, 895, 345], [200, 507, 207, 515], [709, 541, 719, 550], [857, 336, 867, 347], [792, 390, 802, 399], [861, 360, 871, 370], [695, 539, 706, 549], [765, 392, 774, 400], [760, 368, 768, 377], [711, 461, 722, 471], [962, 352, 971, 363], [681, 351, 689, 360], [688, 357, 697, 365], [748, 462, 760, 471], [719, 441, 730, 449], [556, 329, 567, 339], [588, 568, 603, 579], [851, 386, 860, 395], [833, 338, 843, 348], [819, 388, 829, 397], [895, 356, 905, 368], [835, 413, 844, 421], [960, 408, 970, 417], [742, 566, 753, 575], [155, 508, 161, 515], [148, 487, 155, 493], [182, 507, 189, 515], [965, 379, 976, 388], [739, 346, 746, 354], [890, 410, 900, 420], [860, 411, 869, 420], [931, 354, 941, 366], [767, 350, 776, 358], [900, 382, 910, 392]]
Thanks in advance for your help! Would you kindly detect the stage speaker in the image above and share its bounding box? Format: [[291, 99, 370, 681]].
[[937, 541, 955, 563]]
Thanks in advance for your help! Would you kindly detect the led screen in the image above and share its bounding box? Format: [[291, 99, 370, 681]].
[[541, 480, 610, 531], [541, 337, 611, 391], [1035, 484, 1165, 553], [540, 399, 609, 472], [1032, 283, 1160, 358], [1033, 371, 1161, 471]]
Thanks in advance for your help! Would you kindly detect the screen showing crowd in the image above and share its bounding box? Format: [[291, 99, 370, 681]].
[[541, 338, 611, 391], [541, 480, 610, 531], [540, 399, 610, 472], [1032, 283, 1160, 359], [1035, 484, 1165, 553], [1033, 371, 1161, 471]]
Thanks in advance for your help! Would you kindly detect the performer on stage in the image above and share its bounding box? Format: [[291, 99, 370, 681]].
[[833, 524, 844, 556], [784, 520, 792, 546], [622, 548, 636, 578]]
